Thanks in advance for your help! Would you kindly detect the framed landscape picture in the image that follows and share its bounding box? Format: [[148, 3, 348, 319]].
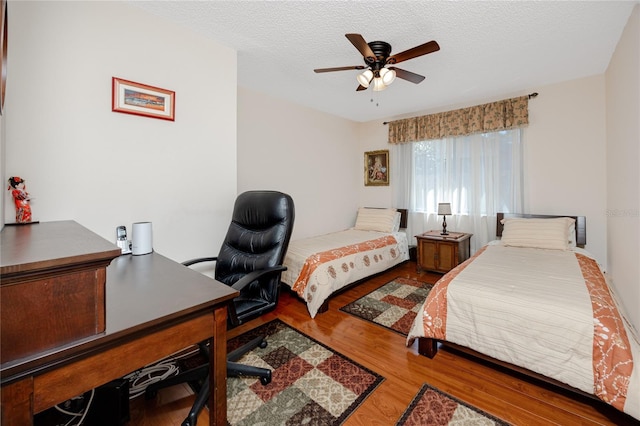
[[112, 77, 175, 121], [364, 150, 389, 186]]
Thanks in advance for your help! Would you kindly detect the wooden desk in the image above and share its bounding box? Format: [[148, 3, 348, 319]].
[[1, 221, 122, 362], [1, 251, 238, 426]]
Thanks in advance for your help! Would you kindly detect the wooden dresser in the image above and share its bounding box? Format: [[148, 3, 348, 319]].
[[0, 221, 121, 364], [415, 231, 472, 274]]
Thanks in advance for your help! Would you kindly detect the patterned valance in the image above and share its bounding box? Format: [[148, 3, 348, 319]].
[[388, 95, 529, 144]]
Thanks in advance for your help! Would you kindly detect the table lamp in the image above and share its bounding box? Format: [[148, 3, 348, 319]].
[[437, 203, 452, 235]]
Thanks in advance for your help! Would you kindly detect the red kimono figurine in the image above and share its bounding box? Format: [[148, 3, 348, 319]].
[[7, 176, 32, 223]]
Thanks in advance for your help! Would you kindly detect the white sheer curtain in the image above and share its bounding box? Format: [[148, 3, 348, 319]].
[[392, 129, 523, 253]]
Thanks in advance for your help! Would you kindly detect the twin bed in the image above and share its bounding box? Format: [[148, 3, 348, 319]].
[[407, 213, 640, 421], [281, 207, 409, 318]]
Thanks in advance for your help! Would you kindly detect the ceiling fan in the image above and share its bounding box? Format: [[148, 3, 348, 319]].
[[314, 33, 440, 92]]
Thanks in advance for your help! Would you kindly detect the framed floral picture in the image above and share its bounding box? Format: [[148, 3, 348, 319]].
[[112, 77, 175, 121], [364, 150, 389, 186]]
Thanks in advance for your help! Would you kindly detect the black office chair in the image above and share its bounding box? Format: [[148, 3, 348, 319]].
[[145, 190, 295, 426]]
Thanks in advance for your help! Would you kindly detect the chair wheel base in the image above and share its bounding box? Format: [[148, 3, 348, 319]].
[[260, 370, 272, 385]]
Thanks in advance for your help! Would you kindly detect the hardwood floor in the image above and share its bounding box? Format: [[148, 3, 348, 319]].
[[128, 260, 639, 426]]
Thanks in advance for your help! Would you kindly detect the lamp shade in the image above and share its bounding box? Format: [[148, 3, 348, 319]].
[[372, 77, 387, 92], [437, 203, 452, 216], [357, 70, 373, 88], [380, 68, 396, 85]]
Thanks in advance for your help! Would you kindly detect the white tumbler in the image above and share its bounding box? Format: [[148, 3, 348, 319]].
[[131, 222, 153, 255]]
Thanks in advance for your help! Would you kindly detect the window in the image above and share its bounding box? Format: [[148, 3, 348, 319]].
[[411, 129, 523, 215], [393, 128, 523, 250]]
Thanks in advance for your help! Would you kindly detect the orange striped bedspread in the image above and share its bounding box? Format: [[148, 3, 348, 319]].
[[406, 244, 639, 421], [281, 229, 409, 318]]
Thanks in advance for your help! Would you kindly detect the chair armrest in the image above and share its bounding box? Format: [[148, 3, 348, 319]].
[[230, 266, 287, 292], [182, 257, 218, 267]]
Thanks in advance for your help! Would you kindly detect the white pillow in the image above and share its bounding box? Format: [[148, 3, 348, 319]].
[[568, 225, 577, 248], [500, 217, 575, 250], [391, 212, 402, 233], [354, 208, 398, 233]]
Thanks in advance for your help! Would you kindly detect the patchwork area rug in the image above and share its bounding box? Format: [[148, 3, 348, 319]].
[[340, 277, 435, 336], [396, 383, 510, 425], [226, 319, 384, 426]]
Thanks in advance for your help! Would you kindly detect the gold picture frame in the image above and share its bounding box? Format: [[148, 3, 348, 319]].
[[364, 150, 389, 186]]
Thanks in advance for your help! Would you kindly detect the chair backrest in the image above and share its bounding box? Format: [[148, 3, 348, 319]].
[[215, 191, 295, 323]]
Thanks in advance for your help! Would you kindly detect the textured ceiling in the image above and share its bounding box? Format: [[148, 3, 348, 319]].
[[130, 1, 636, 122]]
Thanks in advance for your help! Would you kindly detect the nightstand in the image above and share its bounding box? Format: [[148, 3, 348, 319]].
[[415, 231, 472, 274]]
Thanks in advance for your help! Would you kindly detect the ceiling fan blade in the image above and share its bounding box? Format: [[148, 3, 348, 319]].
[[356, 84, 368, 91], [387, 40, 440, 65], [389, 67, 426, 84], [314, 65, 366, 73], [345, 34, 376, 63]]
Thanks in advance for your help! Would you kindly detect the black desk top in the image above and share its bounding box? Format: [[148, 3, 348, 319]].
[[1, 251, 238, 381]]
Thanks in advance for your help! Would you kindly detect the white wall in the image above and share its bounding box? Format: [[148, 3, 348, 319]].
[[524, 76, 607, 265], [237, 87, 361, 240], [3, 1, 238, 262], [606, 4, 640, 331]]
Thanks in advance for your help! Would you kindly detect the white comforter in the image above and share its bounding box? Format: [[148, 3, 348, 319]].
[[282, 229, 409, 318], [407, 243, 640, 420]]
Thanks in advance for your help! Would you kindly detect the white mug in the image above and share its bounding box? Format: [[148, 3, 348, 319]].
[[131, 222, 153, 255]]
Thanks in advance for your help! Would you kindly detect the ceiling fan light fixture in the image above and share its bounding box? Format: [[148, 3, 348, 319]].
[[316, 34, 436, 92], [356, 69, 373, 88], [381, 68, 396, 85]]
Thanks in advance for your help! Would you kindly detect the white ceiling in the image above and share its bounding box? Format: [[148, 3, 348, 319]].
[[130, 1, 637, 123]]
